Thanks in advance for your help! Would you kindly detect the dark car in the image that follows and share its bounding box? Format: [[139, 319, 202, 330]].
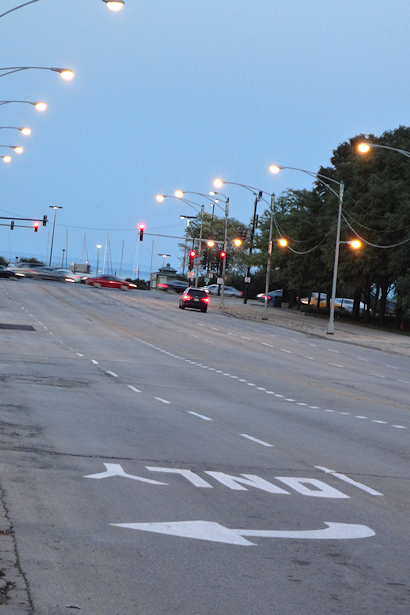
[[0, 265, 16, 278], [157, 280, 189, 293], [179, 287, 209, 312], [85, 274, 136, 290]]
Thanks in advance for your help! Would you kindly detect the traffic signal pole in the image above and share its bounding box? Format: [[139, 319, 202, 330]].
[[219, 197, 229, 308]]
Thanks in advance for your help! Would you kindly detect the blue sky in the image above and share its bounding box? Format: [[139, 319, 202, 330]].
[[0, 0, 409, 277]]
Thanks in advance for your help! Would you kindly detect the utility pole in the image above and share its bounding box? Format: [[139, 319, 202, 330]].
[[243, 191, 262, 304]]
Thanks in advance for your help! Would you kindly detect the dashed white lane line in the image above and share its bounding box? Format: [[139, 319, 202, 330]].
[[328, 349, 340, 353], [393, 425, 407, 429], [76, 353, 84, 357], [154, 397, 171, 404], [329, 363, 343, 368], [397, 379, 410, 384], [240, 434, 274, 447], [304, 356, 315, 360], [241, 336, 251, 340], [372, 420, 388, 424], [187, 411, 213, 421], [355, 416, 368, 419], [262, 342, 274, 348], [369, 373, 386, 378], [91, 360, 99, 365], [281, 348, 291, 354], [106, 371, 118, 378], [128, 385, 141, 393]]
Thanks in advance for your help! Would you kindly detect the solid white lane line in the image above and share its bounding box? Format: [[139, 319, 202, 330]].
[[128, 385, 141, 393], [154, 397, 170, 404], [107, 371, 118, 378], [187, 411, 213, 421], [240, 434, 273, 447]]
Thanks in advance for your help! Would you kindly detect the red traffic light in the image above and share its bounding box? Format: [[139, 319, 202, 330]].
[[219, 250, 226, 259], [188, 249, 196, 270], [33, 221, 39, 232], [189, 250, 196, 258], [138, 222, 145, 241]]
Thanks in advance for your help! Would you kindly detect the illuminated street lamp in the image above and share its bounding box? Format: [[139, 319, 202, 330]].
[[0, 66, 74, 80], [0, 126, 31, 135], [0, 100, 47, 111], [1, 0, 124, 20], [0, 145, 23, 153], [357, 142, 410, 158], [269, 164, 361, 334], [1, 156, 11, 163]]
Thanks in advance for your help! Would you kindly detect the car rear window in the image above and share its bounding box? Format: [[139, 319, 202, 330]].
[[188, 289, 207, 298]]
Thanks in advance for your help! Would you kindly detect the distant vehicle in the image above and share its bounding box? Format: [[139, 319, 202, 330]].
[[85, 274, 136, 290], [201, 284, 243, 297], [256, 289, 283, 303], [34, 267, 85, 283], [7, 262, 44, 278], [300, 294, 367, 312], [157, 280, 189, 293], [0, 264, 16, 279], [179, 287, 209, 312]]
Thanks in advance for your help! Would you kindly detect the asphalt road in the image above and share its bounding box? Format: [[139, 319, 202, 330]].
[[0, 279, 409, 614]]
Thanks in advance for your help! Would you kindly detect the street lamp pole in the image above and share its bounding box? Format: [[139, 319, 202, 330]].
[[220, 198, 229, 308], [327, 181, 344, 335], [48, 206, 62, 266], [96, 244, 101, 274], [263, 194, 275, 319], [195, 205, 205, 288], [244, 190, 262, 304]]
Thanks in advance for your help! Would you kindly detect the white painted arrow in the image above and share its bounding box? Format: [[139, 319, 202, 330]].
[[110, 520, 375, 545]]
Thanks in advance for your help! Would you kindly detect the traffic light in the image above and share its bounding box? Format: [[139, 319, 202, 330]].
[[43, 215, 47, 226], [188, 249, 196, 270], [139, 223, 145, 241], [225, 254, 230, 269], [10, 221, 14, 230], [219, 250, 226, 260], [33, 221, 39, 232]]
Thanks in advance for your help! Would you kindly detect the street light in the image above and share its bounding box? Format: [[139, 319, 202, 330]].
[[180, 215, 196, 275], [48, 206, 63, 266], [1, 156, 11, 163], [0, 127, 31, 135], [0, 66, 74, 80], [357, 142, 410, 158], [0, 100, 47, 111], [158, 254, 171, 268], [269, 164, 361, 334], [0, 145, 23, 153], [0, 0, 124, 20]]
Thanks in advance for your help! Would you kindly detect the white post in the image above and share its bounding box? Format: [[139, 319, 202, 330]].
[[327, 181, 344, 335]]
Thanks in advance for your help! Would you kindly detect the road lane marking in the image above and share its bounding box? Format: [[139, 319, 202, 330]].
[[372, 420, 388, 424], [281, 349, 291, 353], [128, 385, 141, 393], [106, 371, 118, 378], [187, 411, 213, 421], [111, 520, 375, 544], [329, 363, 343, 367], [154, 397, 171, 404], [91, 360, 99, 365], [315, 466, 383, 496], [85, 463, 166, 484], [355, 416, 368, 419], [76, 353, 84, 357], [262, 342, 274, 347], [392, 425, 407, 429], [240, 434, 273, 447], [241, 336, 251, 340]]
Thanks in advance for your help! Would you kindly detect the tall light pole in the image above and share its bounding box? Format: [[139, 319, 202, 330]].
[[180, 215, 196, 275], [158, 254, 171, 268], [49, 206, 63, 266], [263, 194, 275, 319], [269, 165, 360, 335]]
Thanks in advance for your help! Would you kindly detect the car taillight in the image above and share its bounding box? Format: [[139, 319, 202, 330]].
[[202, 297, 209, 303], [183, 295, 191, 300]]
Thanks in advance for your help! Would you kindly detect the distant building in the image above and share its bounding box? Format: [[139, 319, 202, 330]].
[[150, 263, 178, 289]]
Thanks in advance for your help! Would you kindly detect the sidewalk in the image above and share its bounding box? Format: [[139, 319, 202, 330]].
[[217, 300, 410, 357]]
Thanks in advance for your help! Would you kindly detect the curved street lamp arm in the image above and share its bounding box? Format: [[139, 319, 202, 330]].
[[363, 143, 410, 159], [0, 0, 39, 19]]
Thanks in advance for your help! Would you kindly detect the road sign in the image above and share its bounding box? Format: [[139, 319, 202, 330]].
[[245, 276, 251, 283]]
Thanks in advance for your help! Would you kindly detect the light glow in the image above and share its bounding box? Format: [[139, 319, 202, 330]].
[[278, 238, 288, 247], [2, 155, 11, 163], [60, 69, 74, 81], [233, 239, 242, 247], [207, 240, 215, 247], [35, 102, 47, 111], [350, 240, 362, 249], [175, 190, 184, 198], [14, 146, 23, 153], [105, 0, 124, 10], [156, 194, 165, 202], [21, 127, 31, 135], [269, 165, 281, 174], [213, 179, 224, 188], [358, 143, 371, 153]]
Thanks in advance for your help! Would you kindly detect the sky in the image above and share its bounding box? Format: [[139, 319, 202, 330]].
[[0, 0, 409, 278]]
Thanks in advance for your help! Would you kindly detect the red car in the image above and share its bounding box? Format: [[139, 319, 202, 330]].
[[85, 274, 136, 290]]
